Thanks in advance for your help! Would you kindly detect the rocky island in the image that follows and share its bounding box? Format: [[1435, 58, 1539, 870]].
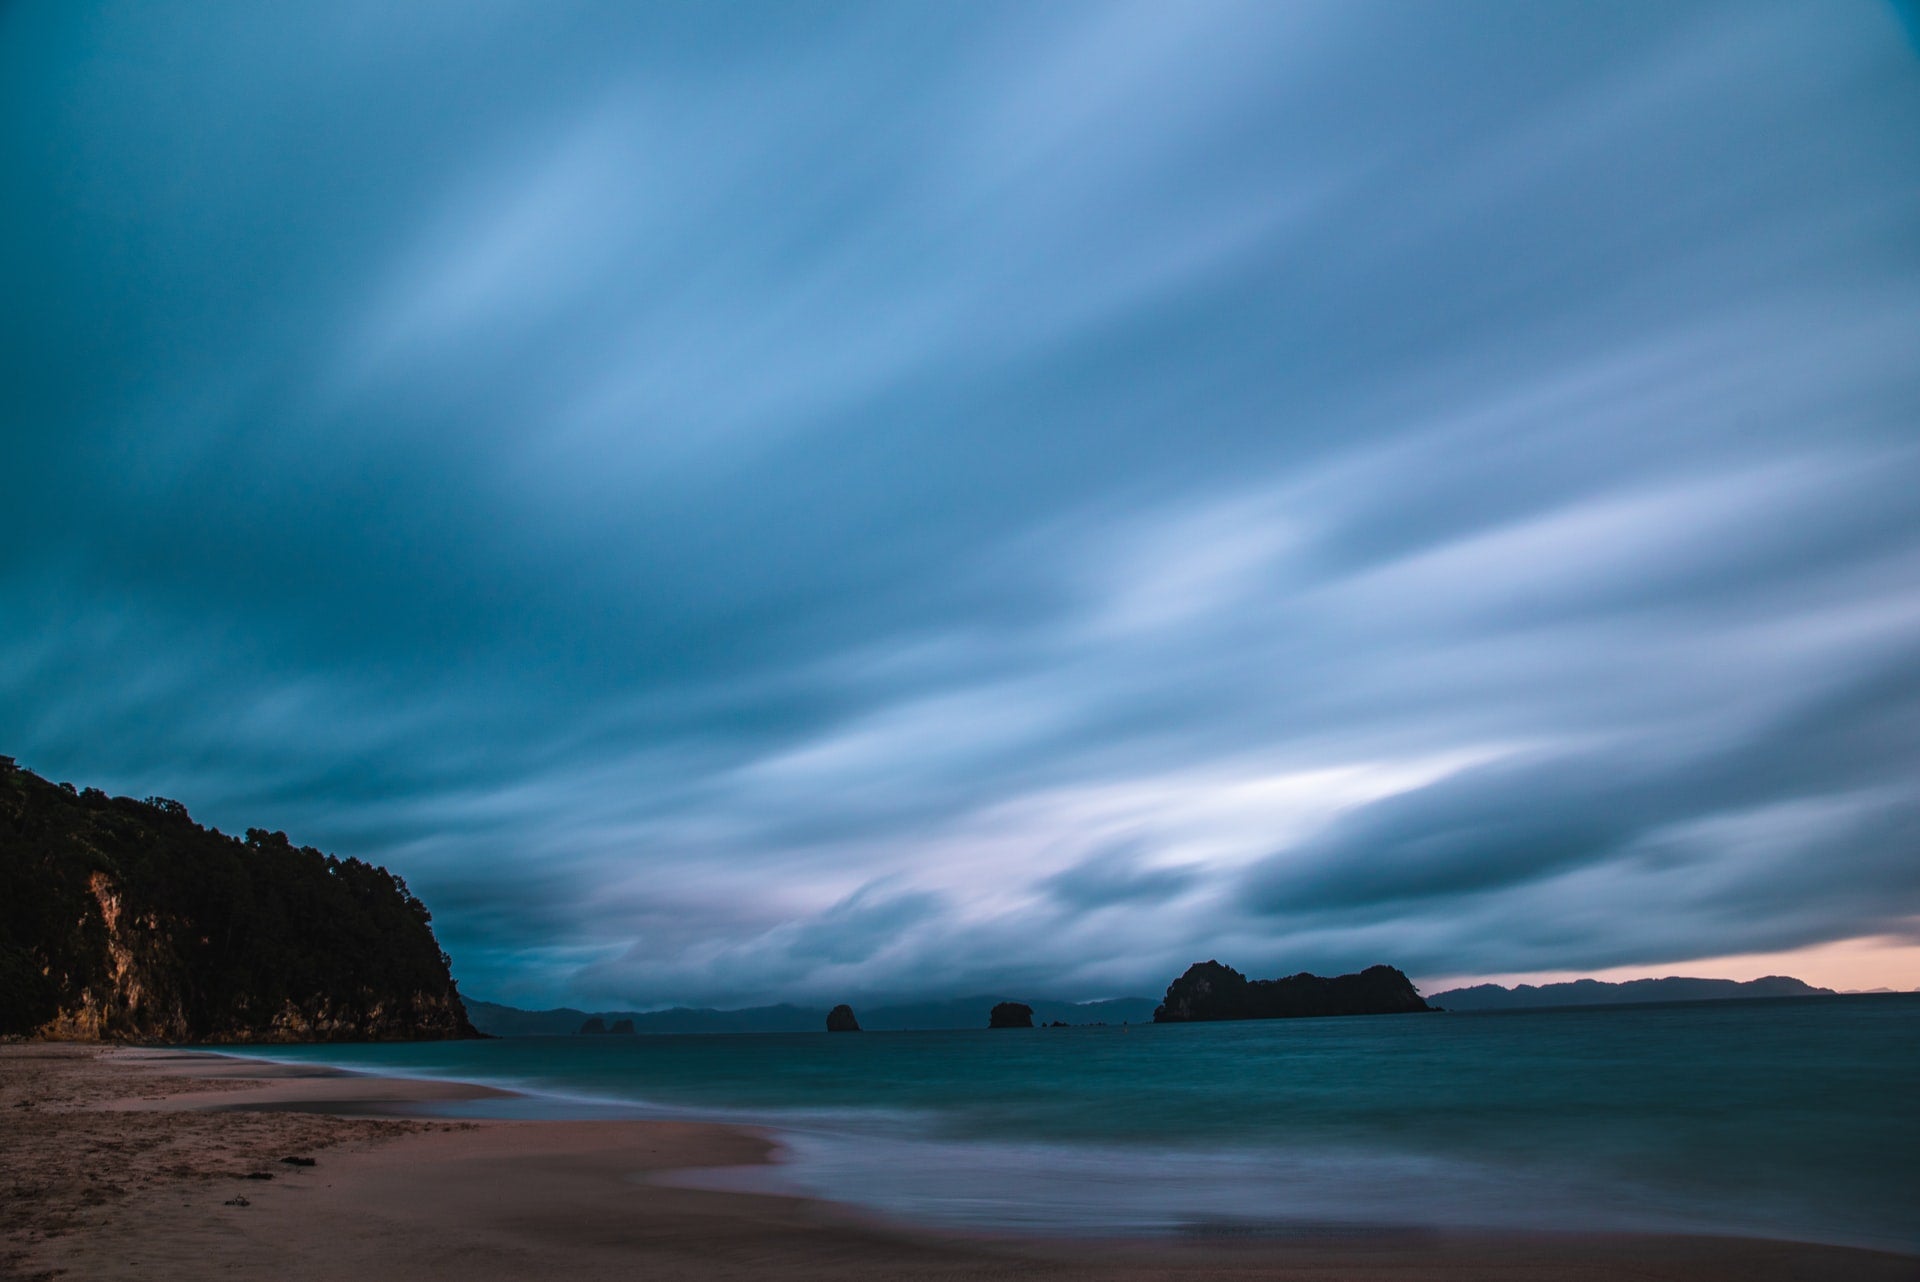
[[988, 1001, 1034, 1028], [0, 757, 475, 1042], [1153, 961, 1431, 1022]]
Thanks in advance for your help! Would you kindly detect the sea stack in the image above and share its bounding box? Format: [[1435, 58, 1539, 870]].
[[988, 1001, 1034, 1029], [826, 1003, 860, 1032]]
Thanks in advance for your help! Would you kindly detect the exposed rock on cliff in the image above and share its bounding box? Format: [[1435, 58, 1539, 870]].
[[988, 1001, 1034, 1028], [1153, 961, 1430, 1023], [0, 758, 476, 1042], [826, 1003, 860, 1032]]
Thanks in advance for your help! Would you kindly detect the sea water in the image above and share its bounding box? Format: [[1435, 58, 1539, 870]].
[[232, 994, 1919, 1252]]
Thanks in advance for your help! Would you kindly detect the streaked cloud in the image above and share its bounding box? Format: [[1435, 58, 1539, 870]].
[[3, 0, 1916, 1005]]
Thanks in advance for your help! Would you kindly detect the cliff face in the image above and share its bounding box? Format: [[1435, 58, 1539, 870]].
[[1153, 961, 1431, 1023], [0, 759, 476, 1042]]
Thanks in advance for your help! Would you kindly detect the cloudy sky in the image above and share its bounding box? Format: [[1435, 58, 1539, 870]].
[[5, 2, 1919, 1007]]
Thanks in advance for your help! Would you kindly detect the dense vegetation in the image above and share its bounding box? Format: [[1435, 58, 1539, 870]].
[[0, 757, 475, 1041]]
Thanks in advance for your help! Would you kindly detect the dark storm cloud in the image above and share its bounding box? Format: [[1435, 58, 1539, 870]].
[[3, 1, 1917, 1005], [1239, 646, 1920, 976]]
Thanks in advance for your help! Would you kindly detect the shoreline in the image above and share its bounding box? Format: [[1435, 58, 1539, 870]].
[[5, 1043, 1915, 1281]]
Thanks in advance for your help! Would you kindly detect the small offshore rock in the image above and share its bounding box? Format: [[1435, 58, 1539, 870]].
[[826, 1004, 860, 1032]]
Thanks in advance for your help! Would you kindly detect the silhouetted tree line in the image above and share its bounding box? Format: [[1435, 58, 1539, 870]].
[[0, 756, 475, 1041]]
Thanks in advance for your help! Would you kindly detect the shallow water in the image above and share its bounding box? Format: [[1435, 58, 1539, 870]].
[[233, 994, 1920, 1251]]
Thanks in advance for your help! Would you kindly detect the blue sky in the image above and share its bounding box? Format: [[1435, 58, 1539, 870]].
[[4, 2, 1918, 1006]]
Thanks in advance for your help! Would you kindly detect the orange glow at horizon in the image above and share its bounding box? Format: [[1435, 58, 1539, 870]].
[[1421, 927, 1920, 995]]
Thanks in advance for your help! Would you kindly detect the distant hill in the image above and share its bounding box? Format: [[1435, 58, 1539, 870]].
[[1429, 975, 1836, 1011], [1153, 961, 1431, 1023], [0, 757, 474, 1042], [469, 975, 1889, 1035], [463, 999, 822, 1036], [867, 995, 1157, 1030], [464, 994, 1158, 1036]]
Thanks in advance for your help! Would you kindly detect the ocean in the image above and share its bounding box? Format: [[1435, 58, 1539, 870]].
[[232, 994, 1919, 1252]]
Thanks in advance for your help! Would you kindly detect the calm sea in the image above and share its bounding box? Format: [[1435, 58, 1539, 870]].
[[233, 994, 1919, 1252]]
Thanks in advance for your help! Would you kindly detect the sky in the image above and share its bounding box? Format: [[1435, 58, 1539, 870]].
[[4, 2, 1919, 1008]]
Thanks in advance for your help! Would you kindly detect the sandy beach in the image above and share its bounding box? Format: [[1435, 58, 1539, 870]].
[[3, 1044, 1914, 1281]]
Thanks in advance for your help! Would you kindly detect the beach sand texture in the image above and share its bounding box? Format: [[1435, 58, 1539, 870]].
[[3, 1044, 1914, 1282]]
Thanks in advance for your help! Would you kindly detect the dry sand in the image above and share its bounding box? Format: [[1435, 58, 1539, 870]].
[[3, 1043, 1914, 1281]]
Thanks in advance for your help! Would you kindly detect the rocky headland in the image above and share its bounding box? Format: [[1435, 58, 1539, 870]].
[[0, 757, 475, 1042]]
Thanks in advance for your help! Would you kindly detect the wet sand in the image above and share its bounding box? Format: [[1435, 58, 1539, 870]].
[[4, 1043, 1914, 1281]]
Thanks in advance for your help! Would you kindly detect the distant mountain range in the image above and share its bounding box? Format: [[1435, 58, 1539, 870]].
[[464, 994, 1159, 1036], [1427, 975, 1836, 1011]]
